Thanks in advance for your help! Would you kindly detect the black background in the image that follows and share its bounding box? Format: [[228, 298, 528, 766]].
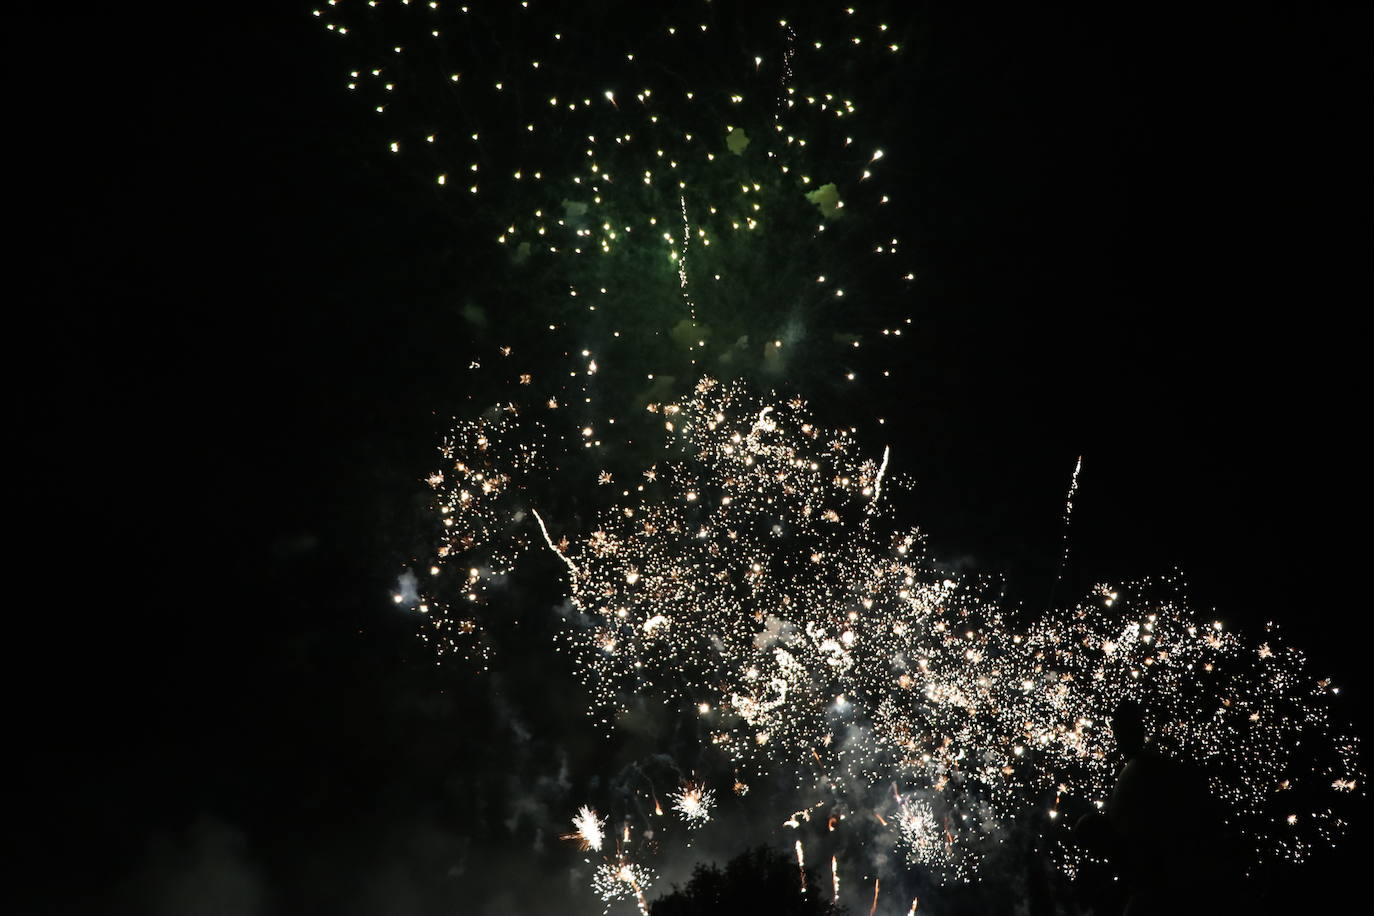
[[12, 3, 1368, 913]]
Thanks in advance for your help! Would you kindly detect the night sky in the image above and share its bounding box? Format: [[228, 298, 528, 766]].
[[13, 3, 1369, 914]]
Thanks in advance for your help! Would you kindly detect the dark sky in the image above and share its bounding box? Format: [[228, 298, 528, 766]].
[[12, 3, 1368, 914]]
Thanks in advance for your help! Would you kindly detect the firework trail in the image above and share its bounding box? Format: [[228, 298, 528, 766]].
[[869, 444, 891, 513], [534, 507, 579, 579], [1057, 455, 1082, 579]]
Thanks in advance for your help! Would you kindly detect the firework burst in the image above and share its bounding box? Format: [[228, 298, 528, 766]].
[[670, 782, 716, 828], [567, 805, 607, 852]]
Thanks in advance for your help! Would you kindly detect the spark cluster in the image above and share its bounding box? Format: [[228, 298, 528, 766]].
[[431, 378, 1361, 884], [591, 860, 655, 915], [316, 0, 918, 434], [670, 782, 716, 828], [568, 805, 607, 852]]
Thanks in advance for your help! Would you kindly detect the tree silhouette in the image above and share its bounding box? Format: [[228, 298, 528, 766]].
[[650, 846, 846, 916]]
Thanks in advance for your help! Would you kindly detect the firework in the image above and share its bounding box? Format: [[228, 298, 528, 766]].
[[319, 0, 1362, 903], [894, 795, 950, 869], [592, 861, 654, 916], [669, 782, 716, 828], [446, 377, 1359, 884], [567, 805, 606, 852]]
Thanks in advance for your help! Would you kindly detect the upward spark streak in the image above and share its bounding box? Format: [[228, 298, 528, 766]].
[[678, 194, 691, 291], [1056, 455, 1083, 580], [629, 875, 649, 916], [677, 193, 699, 330], [532, 507, 579, 577], [869, 444, 890, 511]]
